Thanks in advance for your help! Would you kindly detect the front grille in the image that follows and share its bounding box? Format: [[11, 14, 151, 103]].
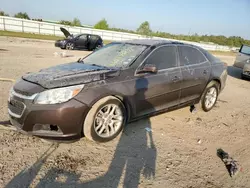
[[14, 88, 34, 96], [8, 99, 25, 117]]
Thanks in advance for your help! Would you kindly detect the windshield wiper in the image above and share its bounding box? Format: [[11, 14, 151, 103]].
[[77, 58, 84, 63], [90, 64, 109, 69]]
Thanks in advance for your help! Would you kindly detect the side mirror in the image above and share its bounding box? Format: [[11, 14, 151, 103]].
[[136, 64, 157, 74]]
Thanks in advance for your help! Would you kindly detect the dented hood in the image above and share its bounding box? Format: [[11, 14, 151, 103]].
[[22, 62, 120, 89]]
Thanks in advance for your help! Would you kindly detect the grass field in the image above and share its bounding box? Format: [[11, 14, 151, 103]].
[[0, 30, 236, 56], [0, 30, 64, 41]]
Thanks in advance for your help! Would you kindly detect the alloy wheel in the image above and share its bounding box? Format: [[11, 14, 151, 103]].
[[94, 104, 123, 138], [66, 43, 74, 50], [204, 87, 217, 109]]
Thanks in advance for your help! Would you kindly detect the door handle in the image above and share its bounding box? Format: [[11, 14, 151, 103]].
[[172, 76, 179, 82], [203, 70, 208, 75]]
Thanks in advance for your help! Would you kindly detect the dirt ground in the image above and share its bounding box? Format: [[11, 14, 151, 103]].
[[0, 36, 250, 188]]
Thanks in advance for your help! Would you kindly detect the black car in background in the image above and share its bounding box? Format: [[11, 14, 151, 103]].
[[55, 27, 103, 51]]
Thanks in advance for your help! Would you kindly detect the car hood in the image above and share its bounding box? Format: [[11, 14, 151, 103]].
[[22, 62, 120, 89], [60, 27, 71, 38]]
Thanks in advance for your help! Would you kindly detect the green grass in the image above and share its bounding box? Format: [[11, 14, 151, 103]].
[[0, 30, 237, 56], [209, 50, 237, 57], [0, 30, 64, 41]]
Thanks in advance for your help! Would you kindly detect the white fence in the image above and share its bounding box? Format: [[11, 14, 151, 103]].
[[0, 16, 237, 51]]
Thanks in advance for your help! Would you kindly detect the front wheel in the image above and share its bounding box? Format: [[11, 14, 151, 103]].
[[199, 81, 219, 112], [83, 96, 126, 142], [66, 42, 74, 50]]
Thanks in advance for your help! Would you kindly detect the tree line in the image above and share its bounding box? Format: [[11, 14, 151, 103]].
[[1, 10, 249, 47], [93, 19, 250, 47]]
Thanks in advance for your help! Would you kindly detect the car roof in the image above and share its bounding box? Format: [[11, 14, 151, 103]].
[[120, 39, 184, 46]]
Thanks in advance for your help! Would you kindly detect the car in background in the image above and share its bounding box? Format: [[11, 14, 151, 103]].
[[233, 44, 250, 79], [55, 27, 103, 51], [8, 39, 227, 143]]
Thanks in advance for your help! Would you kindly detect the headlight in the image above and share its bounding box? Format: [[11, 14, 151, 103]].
[[34, 84, 84, 104]]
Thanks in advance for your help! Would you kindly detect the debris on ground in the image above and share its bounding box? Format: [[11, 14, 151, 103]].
[[53, 52, 74, 58], [217, 149, 242, 177], [197, 139, 202, 144], [196, 117, 202, 122], [145, 127, 152, 132], [190, 105, 197, 114], [46, 153, 87, 172]]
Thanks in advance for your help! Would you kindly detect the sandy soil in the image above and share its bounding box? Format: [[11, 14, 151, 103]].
[[0, 36, 250, 188]]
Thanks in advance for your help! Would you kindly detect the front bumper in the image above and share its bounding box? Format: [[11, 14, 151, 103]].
[[8, 91, 89, 142], [241, 71, 250, 79], [55, 41, 66, 48]]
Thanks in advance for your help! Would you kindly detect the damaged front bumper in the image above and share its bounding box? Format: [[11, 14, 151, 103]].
[[8, 90, 89, 142], [55, 40, 66, 48]]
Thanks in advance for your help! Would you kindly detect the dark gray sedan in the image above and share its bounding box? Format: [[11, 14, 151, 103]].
[[8, 39, 228, 142]]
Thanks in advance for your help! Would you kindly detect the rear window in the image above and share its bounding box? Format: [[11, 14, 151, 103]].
[[90, 35, 99, 40], [199, 48, 220, 63], [178, 46, 207, 66]]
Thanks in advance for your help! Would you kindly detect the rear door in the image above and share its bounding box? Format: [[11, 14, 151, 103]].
[[177, 45, 211, 104], [134, 45, 182, 116], [89, 35, 99, 50], [75, 34, 88, 48], [234, 45, 250, 69]]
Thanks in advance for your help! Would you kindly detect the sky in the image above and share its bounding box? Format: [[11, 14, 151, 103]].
[[1, 0, 250, 39]]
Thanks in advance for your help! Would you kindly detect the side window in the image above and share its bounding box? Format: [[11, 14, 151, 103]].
[[178, 46, 207, 66], [79, 34, 87, 40], [144, 46, 177, 70], [240, 45, 250, 55], [90, 35, 98, 40]]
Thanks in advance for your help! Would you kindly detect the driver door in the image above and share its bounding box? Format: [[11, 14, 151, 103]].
[[75, 34, 88, 48], [234, 45, 250, 69], [134, 45, 182, 117]]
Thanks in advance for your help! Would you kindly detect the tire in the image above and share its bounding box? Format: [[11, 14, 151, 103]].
[[83, 96, 126, 142], [241, 73, 245, 80], [199, 81, 219, 112], [94, 44, 102, 51], [65, 42, 74, 50]]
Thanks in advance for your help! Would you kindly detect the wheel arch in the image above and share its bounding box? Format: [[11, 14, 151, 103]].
[[208, 78, 221, 91], [198, 78, 221, 101], [87, 93, 132, 123]]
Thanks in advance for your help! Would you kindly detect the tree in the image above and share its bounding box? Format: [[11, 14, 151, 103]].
[[59, 20, 72, 26], [136, 21, 152, 36], [0, 11, 9, 16], [14, 12, 30, 20], [94, 19, 109, 30], [72, 18, 81, 26]]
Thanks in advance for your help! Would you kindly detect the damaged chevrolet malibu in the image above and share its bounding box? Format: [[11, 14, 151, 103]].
[[8, 39, 228, 142]]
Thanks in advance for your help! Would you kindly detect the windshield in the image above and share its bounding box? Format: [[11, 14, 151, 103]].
[[68, 34, 81, 38], [82, 43, 147, 68]]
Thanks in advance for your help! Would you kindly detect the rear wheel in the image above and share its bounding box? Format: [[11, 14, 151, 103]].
[[199, 81, 219, 112], [66, 42, 74, 50], [83, 96, 126, 142], [94, 44, 102, 51]]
